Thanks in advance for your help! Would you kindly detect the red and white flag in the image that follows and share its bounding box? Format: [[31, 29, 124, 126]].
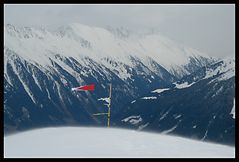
[[71, 84, 95, 91]]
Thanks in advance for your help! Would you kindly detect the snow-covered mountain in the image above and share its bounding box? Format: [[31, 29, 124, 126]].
[[4, 23, 215, 133], [4, 23, 214, 78], [118, 58, 235, 145], [4, 127, 235, 158]]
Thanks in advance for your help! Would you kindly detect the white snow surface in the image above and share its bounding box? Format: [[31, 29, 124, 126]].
[[121, 115, 142, 125], [174, 82, 195, 89], [98, 97, 110, 104], [205, 58, 235, 82], [131, 100, 136, 104], [4, 127, 234, 158], [151, 88, 170, 94], [141, 96, 157, 100]]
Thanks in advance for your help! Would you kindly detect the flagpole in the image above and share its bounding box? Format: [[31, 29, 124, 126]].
[[92, 83, 112, 128], [107, 83, 112, 128]]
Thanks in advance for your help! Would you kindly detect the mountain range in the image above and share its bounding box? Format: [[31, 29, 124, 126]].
[[4, 23, 234, 145], [117, 58, 235, 145]]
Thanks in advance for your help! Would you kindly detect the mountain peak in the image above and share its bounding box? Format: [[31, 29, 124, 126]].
[[4, 23, 215, 77]]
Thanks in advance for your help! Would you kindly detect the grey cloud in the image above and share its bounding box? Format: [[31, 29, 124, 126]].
[[4, 4, 235, 59]]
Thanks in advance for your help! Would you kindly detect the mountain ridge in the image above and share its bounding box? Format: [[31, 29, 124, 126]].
[[118, 58, 235, 145], [4, 23, 224, 136]]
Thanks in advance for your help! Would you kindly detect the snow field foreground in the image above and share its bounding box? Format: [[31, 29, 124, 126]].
[[4, 127, 235, 158]]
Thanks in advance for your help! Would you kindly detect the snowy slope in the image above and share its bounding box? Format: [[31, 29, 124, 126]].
[[4, 127, 235, 158]]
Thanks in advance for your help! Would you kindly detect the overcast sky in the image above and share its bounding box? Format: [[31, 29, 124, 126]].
[[4, 4, 235, 59]]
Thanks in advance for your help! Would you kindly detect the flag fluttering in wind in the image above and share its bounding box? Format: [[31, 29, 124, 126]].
[[71, 84, 95, 91], [71, 83, 112, 128]]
